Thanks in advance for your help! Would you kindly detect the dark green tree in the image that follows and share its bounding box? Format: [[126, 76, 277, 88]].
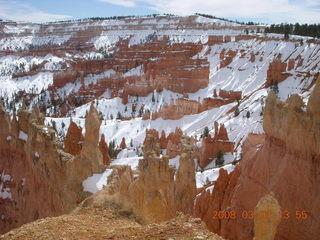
[[203, 126, 209, 138], [215, 150, 224, 166], [116, 111, 122, 120], [234, 107, 240, 117], [271, 81, 279, 94], [152, 92, 155, 102]]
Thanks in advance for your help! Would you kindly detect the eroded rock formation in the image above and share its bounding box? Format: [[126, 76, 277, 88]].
[[150, 98, 201, 120], [174, 136, 197, 215], [0, 104, 105, 234], [99, 134, 110, 165], [166, 128, 183, 158], [106, 135, 175, 223], [64, 121, 83, 156], [51, 38, 209, 106], [195, 80, 320, 240], [103, 134, 198, 223], [120, 137, 127, 149], [265, 58, 292, 87], [199, 122, 234, 167], [145, 90, 242, 121]]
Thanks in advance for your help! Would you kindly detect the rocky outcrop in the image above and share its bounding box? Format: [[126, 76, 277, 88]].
[[147, 91, 242, 121], [265, 59, 292, 87], [103, 134, 198, 223], [195, 167, 241, 234], [287, 59, 295, 71], [74, 104, 104, 177], [0, 104, 105, 234], [208, 36, 230, 45], [218, 90, 242, 101], [220, 49, 237, 68], [174, 136, 197, 215], [166, 128, 183, 158], [99, 134, 110, 165], [120, 137, 127, 149], [199, 122, 234, 167], [159, 130, 167, 149], [195, 79, 320, 240], [64, 121, 83, 156], [201, 90, 242, 110], [149, 98, 201, 120], [50, 38, 210, 105], [107, 135, 175, 223], [132, 135, 175, 222]]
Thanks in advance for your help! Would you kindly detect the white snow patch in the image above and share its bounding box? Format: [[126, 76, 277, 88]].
[[169, 155, 180, 169], [110, 156, 142, 170], [196, 164, 235, 188], [19, 131, 28, 141], [117, 149, 138, 159], [82, 169, 113, 194]]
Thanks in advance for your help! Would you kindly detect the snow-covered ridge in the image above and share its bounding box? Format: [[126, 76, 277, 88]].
[[0, 15, 248, 53], [0, 35, 72, 51]]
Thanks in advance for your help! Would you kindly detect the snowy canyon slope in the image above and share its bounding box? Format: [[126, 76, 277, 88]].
[[0, 14, 319, 188]]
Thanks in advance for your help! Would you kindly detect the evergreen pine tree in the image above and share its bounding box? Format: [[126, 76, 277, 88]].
[[215, 150, 225, 166], [203, 126, 209, 138], [234, 107, 240, 117]]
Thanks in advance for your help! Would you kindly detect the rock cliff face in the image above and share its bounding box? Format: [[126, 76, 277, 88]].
[[50, 38, 209, 107], [195, 80, 320, 240], [0, 104, 105, 234], [150, 98, 201, 120], [144, 90, 242, 121]]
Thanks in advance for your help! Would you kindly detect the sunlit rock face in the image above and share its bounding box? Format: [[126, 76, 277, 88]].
[[64, 121, 83, 156], [195, 79, 320, 240], [102, 135, 197, 223], [0, 105, 104, 234]]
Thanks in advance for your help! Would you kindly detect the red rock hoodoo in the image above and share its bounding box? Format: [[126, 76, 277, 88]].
[[64, 121, 83, 156], [0, 104, 105, 234], [120, 137, 127, 149], [99, 134, 111, 165], [103, 134, 197, 223]]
